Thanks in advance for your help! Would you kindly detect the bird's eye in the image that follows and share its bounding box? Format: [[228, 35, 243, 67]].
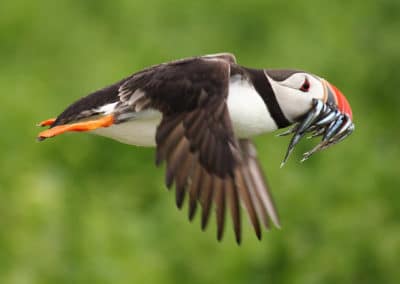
[[299, 78, 310, 92]]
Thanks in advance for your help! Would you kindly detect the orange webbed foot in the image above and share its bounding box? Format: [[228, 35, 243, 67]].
[[37, 118, 56, 127], [37, 115, 114, 141]]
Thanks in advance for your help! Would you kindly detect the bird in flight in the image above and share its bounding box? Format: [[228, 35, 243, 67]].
[[37, 53, 354, 243]]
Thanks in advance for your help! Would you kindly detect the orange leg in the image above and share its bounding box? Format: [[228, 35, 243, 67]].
[[37, 118, 56, 127], [37, 115, 114, 141]]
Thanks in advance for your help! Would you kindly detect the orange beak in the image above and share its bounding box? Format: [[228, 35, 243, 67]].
[[324, 80, 353, 120]]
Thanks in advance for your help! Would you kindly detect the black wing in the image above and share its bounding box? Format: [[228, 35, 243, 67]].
[[118, 54, 280, 243]]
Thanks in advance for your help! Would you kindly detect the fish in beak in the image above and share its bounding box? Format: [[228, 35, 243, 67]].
[[279, 79, 355, 166]]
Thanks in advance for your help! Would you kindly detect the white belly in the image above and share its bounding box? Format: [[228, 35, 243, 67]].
[[91, 110, 161, 146], [91, 77, 276, 146]]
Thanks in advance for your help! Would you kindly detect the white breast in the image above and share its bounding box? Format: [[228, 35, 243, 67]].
[[227, 76, 277, 138]]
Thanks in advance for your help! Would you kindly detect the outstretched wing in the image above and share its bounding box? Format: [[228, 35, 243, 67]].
[[118, 54, 280, 243]]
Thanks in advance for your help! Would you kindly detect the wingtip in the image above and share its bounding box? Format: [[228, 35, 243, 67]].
[[188, 205, 197, 222], [165, 174, 174, 189], [175, 189, 186, 209], [201, 218, 209, 231], [273, 217, 282, 229], [217, 231, 224, 242], [155, 153, 163, 166], [235, 235, 242, 245]]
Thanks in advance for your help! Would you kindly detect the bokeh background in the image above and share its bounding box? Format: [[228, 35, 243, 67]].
[[1, 0, 400, 283]]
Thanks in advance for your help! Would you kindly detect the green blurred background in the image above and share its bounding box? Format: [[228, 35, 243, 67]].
[[1, 0, 400, 283]]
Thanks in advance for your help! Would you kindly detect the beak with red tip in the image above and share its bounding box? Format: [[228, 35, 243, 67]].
[[323, 80, 353, 120]]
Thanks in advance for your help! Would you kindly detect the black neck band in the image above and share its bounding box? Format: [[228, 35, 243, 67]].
[[246, 68, 291, 128]]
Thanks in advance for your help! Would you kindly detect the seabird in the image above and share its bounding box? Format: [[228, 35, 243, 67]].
[[37, 53, 354, 243]]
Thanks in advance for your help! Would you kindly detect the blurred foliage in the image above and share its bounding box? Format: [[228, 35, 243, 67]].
[[1, 0, 400, 283]]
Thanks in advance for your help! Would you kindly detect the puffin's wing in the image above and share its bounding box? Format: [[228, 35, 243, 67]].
[[122, 56, 244, 241], [119, 54, 276, 242]]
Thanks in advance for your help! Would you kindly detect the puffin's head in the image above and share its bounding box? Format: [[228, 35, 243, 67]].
[[265, 69, 353, 122], [264, 69, 354, 164]]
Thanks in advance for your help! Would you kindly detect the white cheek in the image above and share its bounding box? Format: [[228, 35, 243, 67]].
[[269, 76, 325, 121], [309, 78, 325, 101], [269, 80, 313, 121]]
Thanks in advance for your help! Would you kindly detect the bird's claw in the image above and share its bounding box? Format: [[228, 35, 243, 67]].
[[280, 99, 354, 166]]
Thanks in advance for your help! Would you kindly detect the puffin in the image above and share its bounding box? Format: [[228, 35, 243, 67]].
[[37, 53, 354, 243]]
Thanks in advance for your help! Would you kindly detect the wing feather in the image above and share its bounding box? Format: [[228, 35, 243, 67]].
[[239, 139, 280, 228], [214, 177, 226, 241], [234, 167, 262, 239], [225, 177, 241, 243], [200, 174, 214, 230], [188, 159, 203, 221]]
